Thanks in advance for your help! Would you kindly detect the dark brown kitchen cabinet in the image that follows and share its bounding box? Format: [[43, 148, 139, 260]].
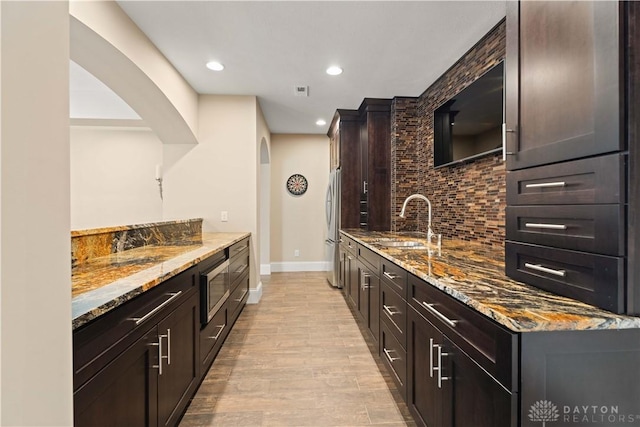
[[340, 235, 359, 310], [504, 0, 639, 314], [407, 307, 516, 427], [359, 98, 392, 230], [329, 99, 392, 231], [74, 283, 199, 427], [157, 291, 199, 427], [358, 244, 381, 345], [505, 1, 622, 171], [329, 109, 360, 229], [75, 328, 158, 427]]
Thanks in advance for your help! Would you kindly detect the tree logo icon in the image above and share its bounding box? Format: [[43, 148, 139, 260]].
[[529, 400, 560, 426]]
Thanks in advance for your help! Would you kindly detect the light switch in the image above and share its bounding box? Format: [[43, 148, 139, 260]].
[[221, 211, 228, 222]]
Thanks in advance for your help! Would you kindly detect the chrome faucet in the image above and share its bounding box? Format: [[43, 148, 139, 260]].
[[399, 194, 438, 245]]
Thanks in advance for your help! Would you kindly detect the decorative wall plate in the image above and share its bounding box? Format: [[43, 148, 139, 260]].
[[286, 174, 308, 196]]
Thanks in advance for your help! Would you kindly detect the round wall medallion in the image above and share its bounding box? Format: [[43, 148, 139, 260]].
[[286, 174, 308, 196]]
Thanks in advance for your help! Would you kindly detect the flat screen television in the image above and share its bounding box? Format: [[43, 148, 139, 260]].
[[433, 61, 504, 167]]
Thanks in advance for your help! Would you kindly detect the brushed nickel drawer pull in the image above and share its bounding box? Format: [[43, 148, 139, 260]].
[[234, 264, 248, 274], [347, 255, 354, 261], [383, 304, 399, 316], [383, 271, 398, 280], [383, 348, 400, 363], [209, 323, 226, 341], [525, 181, 566, 189], [132, 291, 183, 326], [234, 289, 248, 302], [524, 263, 566, 277], [525, 223, 568, 230], [422, 302, 458, 327]]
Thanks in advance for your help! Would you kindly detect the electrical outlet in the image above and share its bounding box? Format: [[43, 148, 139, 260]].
[[294, 249, 299, 257], [221, 211, 228, 222]]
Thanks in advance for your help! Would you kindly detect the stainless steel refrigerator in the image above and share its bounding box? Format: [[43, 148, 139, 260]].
[[325, 168, 341, 287]]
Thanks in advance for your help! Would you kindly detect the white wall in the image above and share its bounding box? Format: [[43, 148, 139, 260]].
[[70, 126, 163, 229], [163, 95, 261, 296], [1, 2, 73, 424], [270, 134, 329, 271]]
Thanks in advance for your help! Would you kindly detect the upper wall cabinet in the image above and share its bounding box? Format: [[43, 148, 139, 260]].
[[505, 1, 622, 171]]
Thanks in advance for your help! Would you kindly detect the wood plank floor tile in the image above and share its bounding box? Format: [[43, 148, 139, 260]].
[[179, 272, 415, 426]]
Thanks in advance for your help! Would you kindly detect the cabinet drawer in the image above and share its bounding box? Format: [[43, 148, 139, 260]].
[[229, 248, 249, 288], [73, 266, 197, 390], [340, 234, 357, 253], [506, 204, 624, 256], [229, 237, 249, 258], [380, 258, 407, 298], [506, 241, 624, 313], [381, 281, 407, 349], [506, 154, 624, 205], [200, 306, 228, 369], [380, 321, 407, 399], [358, 244, 380, 273], [408, 274, 516, 391], [228, 272, 249, 321]]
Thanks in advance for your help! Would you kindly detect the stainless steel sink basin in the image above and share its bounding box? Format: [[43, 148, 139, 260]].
[[378, 240, 427, 248]]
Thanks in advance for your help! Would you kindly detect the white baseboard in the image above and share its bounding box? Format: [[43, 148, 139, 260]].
[[247, 281, 263, 304], [270, 261, 328, 272], [260, 263, 271, 275]]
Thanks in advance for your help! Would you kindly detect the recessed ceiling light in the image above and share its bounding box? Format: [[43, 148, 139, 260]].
[[326, 66, 343, 76], [316, 119, 327, 126], [206, 61, 224, 71]]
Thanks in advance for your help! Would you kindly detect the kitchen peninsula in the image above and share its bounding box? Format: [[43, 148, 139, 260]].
[[340, 229, 640, 427], [71, 219, 250, 426]]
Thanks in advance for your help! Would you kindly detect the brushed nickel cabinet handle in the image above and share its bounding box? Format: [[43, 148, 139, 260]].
[[151, 335, 164, 375], [524, 223, 568, 230], [234, 264, 248, 274], [234, 289, 248, 302], [383, 271, 398, 280], [132, 291, 183, 326], [165, 328, 171, 365], [524, 263, 566, 277], [383, 348, 400, 363], [525, 181, 566, 189], [422, 301, 458, 327], [383, 304, 398, 317], [209, 323, 226, 341]]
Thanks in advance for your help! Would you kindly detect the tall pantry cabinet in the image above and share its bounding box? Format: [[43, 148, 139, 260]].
[[328, 98, 392, 232], [504, 1, 640, 314]]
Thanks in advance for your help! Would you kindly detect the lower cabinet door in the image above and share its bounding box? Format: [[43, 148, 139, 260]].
[[74, 328, 159, 427], [157, 291, 199, 427], [368, 272, 380, 346], [407, 307, 449, 427], [447, 337, 516, 427]]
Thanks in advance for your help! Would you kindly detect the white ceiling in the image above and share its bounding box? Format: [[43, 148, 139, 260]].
[[72, 1, 506, 135]]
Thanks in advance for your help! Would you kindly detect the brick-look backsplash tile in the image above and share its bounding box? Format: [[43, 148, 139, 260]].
[[391, 21, 506, 248]]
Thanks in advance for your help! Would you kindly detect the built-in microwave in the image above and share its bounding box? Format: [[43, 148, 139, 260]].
[[200, 257, 230, 324]]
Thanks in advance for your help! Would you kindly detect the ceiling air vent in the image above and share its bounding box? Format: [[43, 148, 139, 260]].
[[294, 85, 309, 97]]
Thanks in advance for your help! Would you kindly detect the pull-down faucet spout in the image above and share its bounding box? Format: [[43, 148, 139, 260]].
[[399, 194, 437, 244]]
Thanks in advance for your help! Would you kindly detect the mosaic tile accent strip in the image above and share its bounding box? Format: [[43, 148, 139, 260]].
[[391, 21, 506, 248], [71, 218, 203, 267]]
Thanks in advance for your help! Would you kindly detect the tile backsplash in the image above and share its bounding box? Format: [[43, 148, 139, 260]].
[[392, 20, 506, 249]]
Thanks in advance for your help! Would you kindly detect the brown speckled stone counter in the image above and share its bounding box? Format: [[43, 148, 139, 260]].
[[72, 232, 249, 330], [341, 229, 640, 332]]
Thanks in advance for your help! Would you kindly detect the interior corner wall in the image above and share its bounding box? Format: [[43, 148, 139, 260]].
[[270, 134, 329, 271], [1, 1, 73, 424], [393, 21, 506, 248], [70, 126, 164, 230], [256, 103, 271, 276], [162, 95, 260, 290]]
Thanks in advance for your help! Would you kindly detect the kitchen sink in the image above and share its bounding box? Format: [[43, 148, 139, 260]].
[[378, 240, 426, 248]]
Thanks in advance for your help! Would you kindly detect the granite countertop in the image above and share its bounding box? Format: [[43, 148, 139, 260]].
[[341, 229, 640, 333], [72, 232, 250, 330]]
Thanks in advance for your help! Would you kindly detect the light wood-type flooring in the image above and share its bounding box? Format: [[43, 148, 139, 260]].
[[179, 272, 415, 427]]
